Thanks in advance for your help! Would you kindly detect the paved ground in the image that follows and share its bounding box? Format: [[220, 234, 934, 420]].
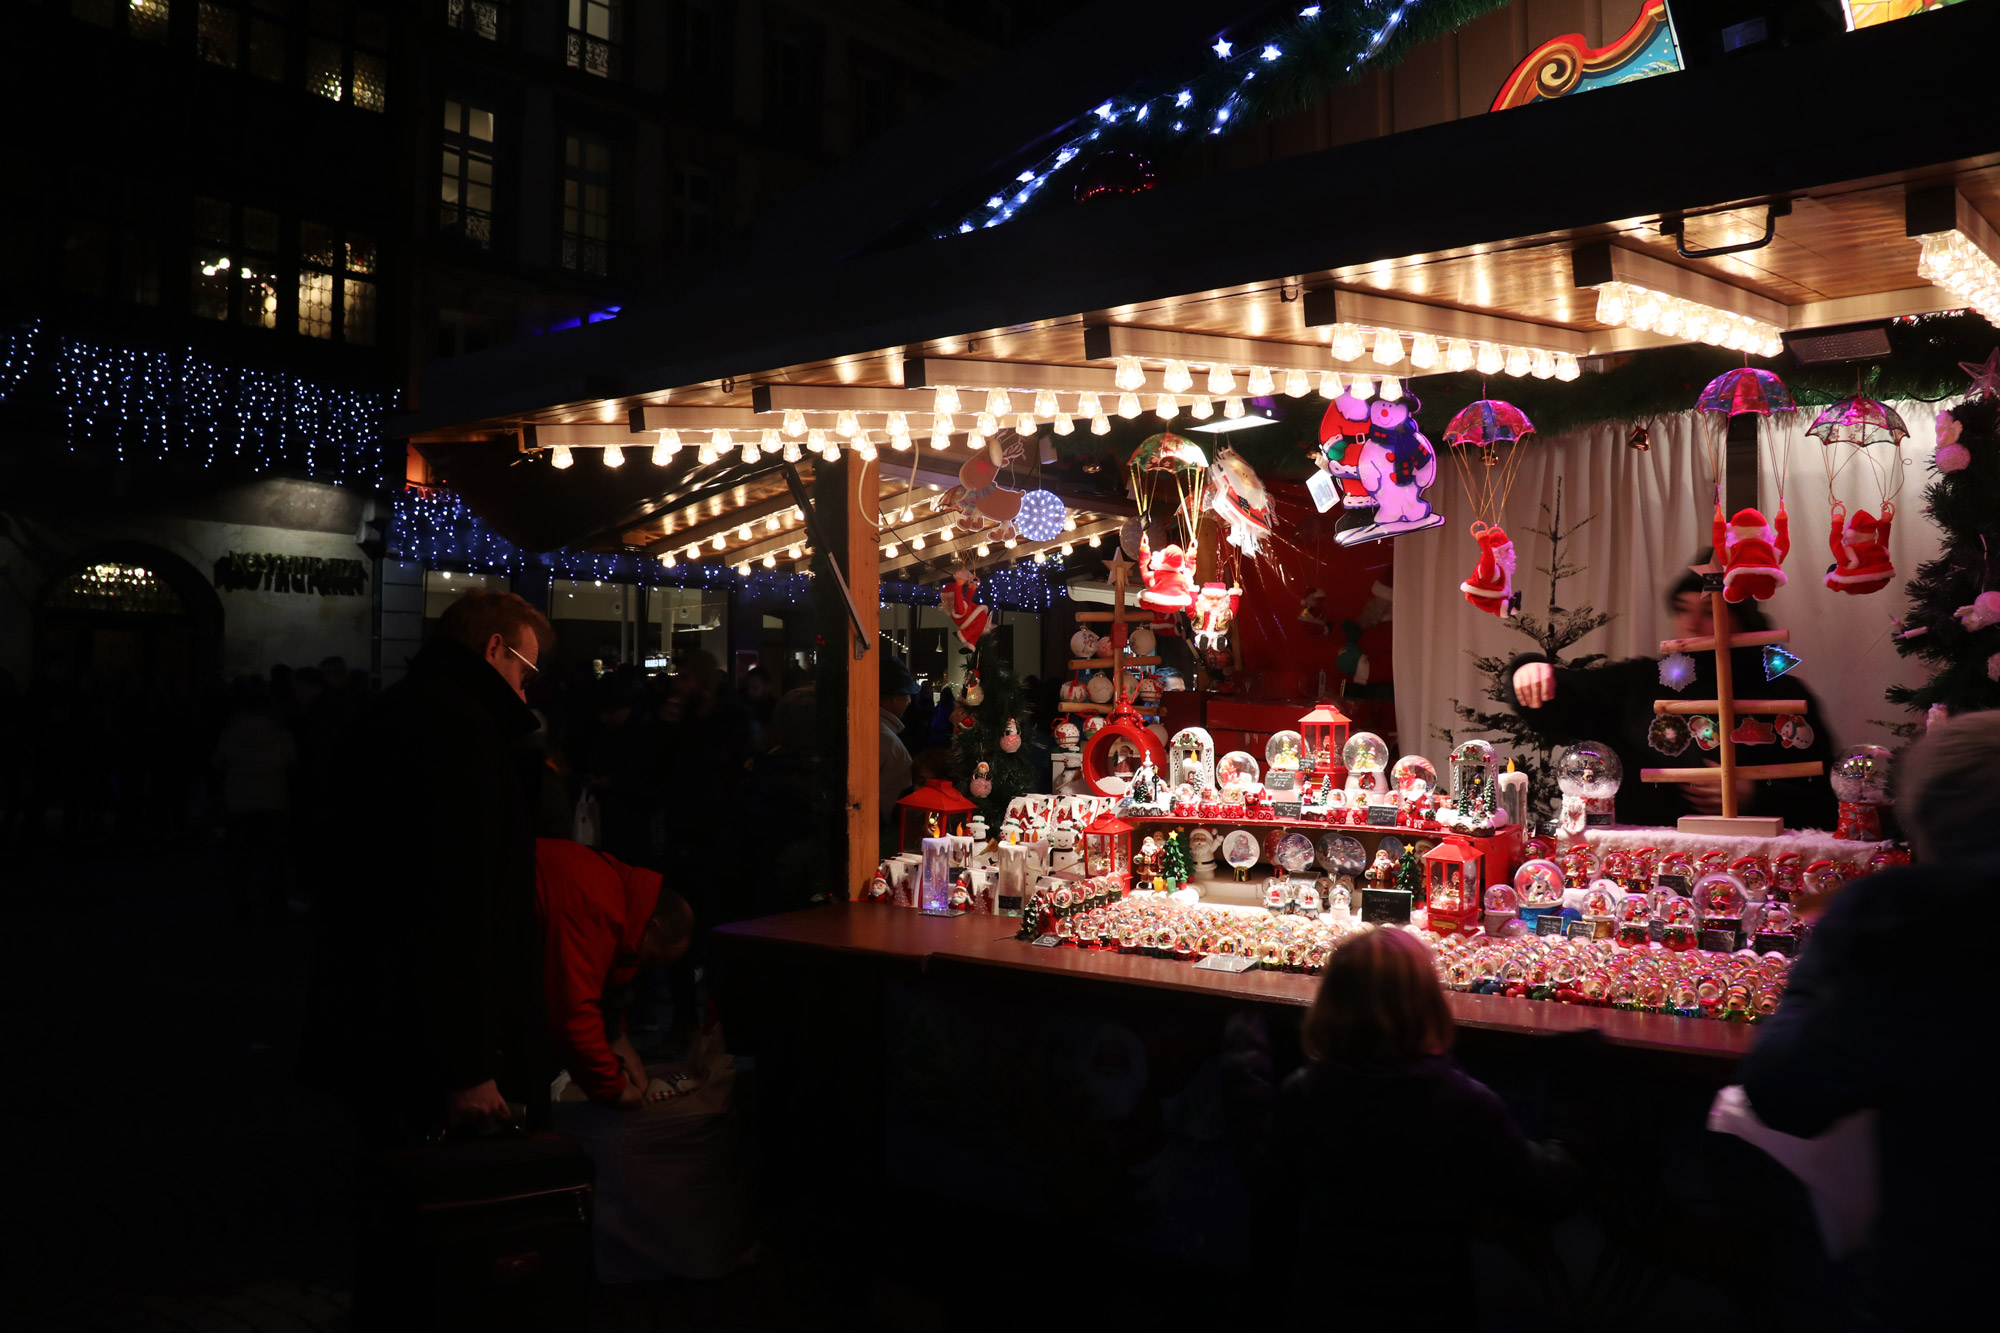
[[0, 849, 886, 1332]]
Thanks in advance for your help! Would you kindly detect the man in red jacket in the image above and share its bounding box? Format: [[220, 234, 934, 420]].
[[534, 838, 693, 1106]]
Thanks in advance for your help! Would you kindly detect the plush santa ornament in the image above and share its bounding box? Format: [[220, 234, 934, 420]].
[[948, 568, 991, 647], [1714, 503, 1790, 603], [1139, 542, 1196, 612], [1822, 502, 1894, 595], [1189, 582, 1242, 650], [1459, 523, 1517, 617]]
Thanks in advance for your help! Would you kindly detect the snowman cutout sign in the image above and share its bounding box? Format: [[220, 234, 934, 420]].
[[1336, 394, 1445, 547]]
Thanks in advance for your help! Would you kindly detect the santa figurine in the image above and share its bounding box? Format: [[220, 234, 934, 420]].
[[1823, 502, 1894, 596], [1714, 503, 1790, 603], [948, 567, 991, 647], [1140, 542, 1196, 612], [1460, 523, 1517, 617], [1190, 582, 1242, 650]]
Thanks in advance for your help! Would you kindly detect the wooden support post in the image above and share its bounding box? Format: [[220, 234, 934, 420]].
[[846, 457, 881, 901], [1710, 587, 1738, 819]]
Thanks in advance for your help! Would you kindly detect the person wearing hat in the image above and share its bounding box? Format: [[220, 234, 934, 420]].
[[880, 657, 923, 827]]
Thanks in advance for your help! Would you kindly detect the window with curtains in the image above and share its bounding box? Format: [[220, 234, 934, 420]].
[[297, 221, 376, 343], [560, 134, 610, 276], [190, 196, 281, 330], [440, 100, 496, 249]]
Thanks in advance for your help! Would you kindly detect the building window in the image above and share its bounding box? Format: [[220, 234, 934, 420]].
[[296, 222, 375, 343], [307, 36, 345, 102], [248, 1, 285, 81], [561, 135, 610, 276], [441, 100, 496, 249], [198, 3, 238, 67], [73, 0, 171, 39], [48, 563, 187, 617], [306, 4, 388, 111], [344, 234, 377, 345], [191, 196, 281, 329], [767, 35, 815, 122], [447, 0, 504, 40], [669, 165, 713, 253], [122, 232, 161, 306], [298, 222, 337, 339], [567, 0, 620, 78]]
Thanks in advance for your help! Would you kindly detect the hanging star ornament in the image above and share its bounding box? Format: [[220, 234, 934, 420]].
[[1659, 652, 1698, 692], [1960, 349, 2000, 400], [1762, 644, 1802, 681]]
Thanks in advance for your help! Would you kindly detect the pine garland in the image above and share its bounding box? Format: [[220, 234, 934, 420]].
[[949, 640, 1040, 828], [1887, 392, 2000, 717]]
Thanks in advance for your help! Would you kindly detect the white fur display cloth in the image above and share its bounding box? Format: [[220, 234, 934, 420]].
[[1583, 824, 1892, 864]]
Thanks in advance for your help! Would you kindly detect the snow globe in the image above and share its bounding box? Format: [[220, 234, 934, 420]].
[[1830, 744, 1893, 841], [1216, 750, 1261, 794], [1439, 739, 1498, 833], [1555, 740, 1623, 835], [1341, 731, 1390, 796]]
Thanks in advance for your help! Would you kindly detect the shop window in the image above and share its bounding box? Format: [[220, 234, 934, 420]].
[[561, 134, 610, 276], [198, 2, 239, 67], [441, 100, 496, 250], [669, 165, 713, 253], [46, 563, 187, 616], [567, 0, 620, 79], [447, 0, 505, 41], [297, 221, 377, 343]]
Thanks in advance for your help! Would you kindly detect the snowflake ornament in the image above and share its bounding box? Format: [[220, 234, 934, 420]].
[[1659, 652, 1698, 692]]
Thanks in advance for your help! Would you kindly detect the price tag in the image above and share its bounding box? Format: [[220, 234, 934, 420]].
[[1361, 887, 1413, 925], [1564, 918, 1598, 940], [1365, 804, 1400, 828], [1195, 953, 1257, 973], [1536, 913, 1569, 938], [1698, 928, 1740, 954], [1701, 571, 1725, 593], [1648, 919, 1667, 943], [997, 895, 1023, 914], [1306, 467, 1339, 513], [1753, 933, 1801, 957], [1267, 771, 1298, 792], [1656, 872, 1693, 896], [1031, 934, 1062, 947], [1272, 802, 1303, 821]]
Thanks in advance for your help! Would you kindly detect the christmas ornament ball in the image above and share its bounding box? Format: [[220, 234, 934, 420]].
[[1830, 745, 1893, 803], [1073, 151, 1156, 205], [971, 775, 993, 798], [1555, 740, 1623, 798], [1341, 731, 1390, 774], [1001, 731, 1021, 754], [1070, 628, 1100, 659], [1130, 626, 1157, 657]]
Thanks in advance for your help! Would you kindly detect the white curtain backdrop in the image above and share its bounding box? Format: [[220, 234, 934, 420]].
[[1392, 400, 1948, 767]]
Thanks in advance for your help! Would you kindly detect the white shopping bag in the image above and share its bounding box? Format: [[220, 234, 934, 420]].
[[1708, 1084, 1879, 1258], [573, 790, 601, 847]]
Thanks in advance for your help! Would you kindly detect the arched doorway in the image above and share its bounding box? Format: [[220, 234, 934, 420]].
[[36, 543, 222, 688]]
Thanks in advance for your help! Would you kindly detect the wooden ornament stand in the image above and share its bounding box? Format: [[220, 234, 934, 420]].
[[1060, 551, 1162, 723], [1639, 579, 1822, 836]]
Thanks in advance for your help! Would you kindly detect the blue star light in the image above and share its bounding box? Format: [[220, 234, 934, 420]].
[[1262, 44, 1281, 60], [1175, 89, 1192, 107], [1212, 38, 1232, 57]]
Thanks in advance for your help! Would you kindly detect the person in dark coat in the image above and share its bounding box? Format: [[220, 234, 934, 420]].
[[1506, 564, 1837, 829], [309, 590, 553, 1140], [1740, 711, 2000, 1330], [1266, 927, 1576, 1326]]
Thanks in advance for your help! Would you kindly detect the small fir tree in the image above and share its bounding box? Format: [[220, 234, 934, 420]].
[[1434, 477, 1614, 827], [1887, 390, 2000, 718], [1160, 829, 1192, 887], [950, 637, 1039, 828], [1396, 844, 1423, 905]]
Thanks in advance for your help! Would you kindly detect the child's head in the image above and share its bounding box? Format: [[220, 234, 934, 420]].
[[1301, 926, 1452, 1066]]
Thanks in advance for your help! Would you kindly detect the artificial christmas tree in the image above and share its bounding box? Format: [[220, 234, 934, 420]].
[[951, 639, 1039, 828], [1888, 386, 2000, 718], [1160, 828, 1192, 888]]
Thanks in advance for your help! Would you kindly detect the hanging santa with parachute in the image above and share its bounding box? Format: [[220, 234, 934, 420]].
[[1695, 367, 1797, 603], [1806, 393, 1907, 596], [1442, 398, 1536, 616]]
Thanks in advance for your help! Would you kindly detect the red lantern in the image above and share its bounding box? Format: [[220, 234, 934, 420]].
[[1299, 701, 1351, 788], [893, 778, 978, 854], [1080, 698, 1168, 798], [1422, 838, 1486, 934], [1081, 810, 1136, 893]]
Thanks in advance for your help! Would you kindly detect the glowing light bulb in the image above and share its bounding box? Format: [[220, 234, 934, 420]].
[[1205, 364, 1236, 395], [1408, 333, 1439, 370], [1014, 411, 1037, 435], [736, 562, 750, 576], [1032, 550, 1045, 563], [1087, 534, 1101, 548], [886, 411, 908, 439], [911, 533, 925, 550], [1282, 368, 1310, 397], [1060, 542, 1073, 555], [782, 409, 806, 437], [1554, 352, 1580, 382], [1153, 393, 1179, 419], [1052, 412, 1074, 436], [711, 428, 732, 452], [1223, 396, 1245, 419], [1371, 328, 1404, 365], [1474, 342, 1504, 376], [1349, 376, 1373, 400], [934, 385, 961, 416], [1328, 323, 1365, 361], [1529, 349, 1556, 380], [736, 524, 753, 542], [1113, 356, 1145, 391], [1162, 360, 1193, 393], [1090, 413, 1110, 435], [976, 411, 998, 435], [1190, 395, 1213, 419], [551, 444, 574, 469], [930, 421, 952, 449], [835, 410, 859, 437], [1075, 392, 1101, 418], [1246, 365, 1275, 396], [1317, 371, 1340, 398], [788, 544, 803, 559], [1444, 339, 1474, 372], [985, 387, 1012, 416], [686, 543, 700, 559], [601, 441, 625, 467], [856, 438, 878, 461], [783, 441, 802, 462], [1595, 285, 1629, 325], [1033, 388, 1058, 417], [743, 436, 762, 463], [660, 551, 676, 568], [1504, 345, 1531, 377], [1116, 392, 1142, 419], [1064, 513, 1077, 530], [766, 513, 782, 533], [712, 534, 727, 551], [891, 432, 913, 451], [976, 542, 990, 557], [1004, 537, 1017, 549], [1378, 375, 1402, 402]]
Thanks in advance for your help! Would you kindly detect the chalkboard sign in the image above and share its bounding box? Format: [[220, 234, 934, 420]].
[[1701, 571, 1725, 593], [1360, 887, 1413, 925], [1267, 770, 1298, 792], [1365, 803, 1401, 827], [997, 895, 1023, 915], [1536, 914, 1569, 938], [1753, 933, 1801, 957], [1656, 873, 1693, 896], [1648, 920, 1667, 943], [1698, 927, 1740, 954], [1564, 918, 1598, 940], [1272, 802, 1303, 821]]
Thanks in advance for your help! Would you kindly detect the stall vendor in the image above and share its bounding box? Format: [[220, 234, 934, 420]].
[[534, 838, 694, 1106], [1507, 566, 1836, 829]]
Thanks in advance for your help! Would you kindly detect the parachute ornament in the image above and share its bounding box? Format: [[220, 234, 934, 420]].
[[1806, 395, 1907, 596], [1697, 368, 1796, 604], [1442, 399, 1536, 615]]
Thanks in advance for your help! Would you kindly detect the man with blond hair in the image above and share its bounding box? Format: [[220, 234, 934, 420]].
[[311, 589, 556, 1141], [1742, 710, 2000, 1329]]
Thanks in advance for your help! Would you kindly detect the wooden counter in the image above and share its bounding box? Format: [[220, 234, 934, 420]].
[[714, 905, 1755, 1063]]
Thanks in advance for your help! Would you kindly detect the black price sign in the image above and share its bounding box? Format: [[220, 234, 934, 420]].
[[1365, 804, 1401, 827], [1701, 571, 1725, 593], [1535, 914, 1569, 938], [1656, 873, 1693, 896], [1754, 933, 1801, 957], [1266, 770, 1298, 792], [1565, 918, 1598, 940], [1272, 802, 1304, 821], [1698, 928, 1740, 954], [1360, 888, 1413, 925]]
